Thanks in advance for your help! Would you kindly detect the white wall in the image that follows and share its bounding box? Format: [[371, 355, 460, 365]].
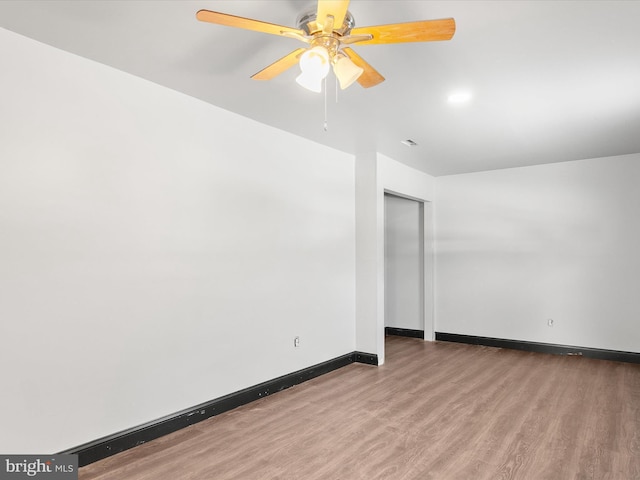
[[355, 152, 381, 359], [355, 153, 435, 363], [435, 154, 640, 353], [0, 28, 356, 453]]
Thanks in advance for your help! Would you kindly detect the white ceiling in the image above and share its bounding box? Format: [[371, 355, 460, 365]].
[[1, 0, 639, 176]]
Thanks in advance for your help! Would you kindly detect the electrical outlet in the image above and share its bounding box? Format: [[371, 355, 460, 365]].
[[547, 319, 554, 327], [294, 336, 300, 347]]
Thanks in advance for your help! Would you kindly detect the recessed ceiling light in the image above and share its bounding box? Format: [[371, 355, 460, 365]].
[[447, 91, 472, 103], [401, 139, 418, 147]]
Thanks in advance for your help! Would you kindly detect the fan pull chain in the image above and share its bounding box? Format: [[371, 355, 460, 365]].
[[323, 77, 328, 131]]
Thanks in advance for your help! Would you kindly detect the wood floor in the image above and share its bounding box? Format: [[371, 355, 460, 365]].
[[80, 336, 640, 480]]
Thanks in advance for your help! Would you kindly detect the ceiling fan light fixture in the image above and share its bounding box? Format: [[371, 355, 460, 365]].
[[299, 46, 330, 78], [296, 71, 324, 93], [333, 53, 364, 89]]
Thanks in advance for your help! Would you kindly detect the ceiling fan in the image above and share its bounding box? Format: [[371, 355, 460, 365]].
[[196, 0, 455, 92]]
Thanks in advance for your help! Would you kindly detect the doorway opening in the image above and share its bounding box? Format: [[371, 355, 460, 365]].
[[384, 193, 426, 339]]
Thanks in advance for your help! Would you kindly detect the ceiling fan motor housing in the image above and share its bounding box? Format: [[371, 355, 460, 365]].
[[296, 9, 355, 36]]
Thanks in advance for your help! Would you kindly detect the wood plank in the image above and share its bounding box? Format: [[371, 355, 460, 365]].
[[80, 336, 640, 480]]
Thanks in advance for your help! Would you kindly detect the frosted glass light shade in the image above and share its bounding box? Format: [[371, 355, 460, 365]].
[[333, 54, 364, 90], [296, 72, 323, 93], [298, 46, 330, 79]]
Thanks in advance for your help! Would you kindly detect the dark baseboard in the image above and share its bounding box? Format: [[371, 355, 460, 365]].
[[354, 351, 379, 365], [435, 332, 640, 364], [385, 327, 425, 339], [60, 351, 378, 467]]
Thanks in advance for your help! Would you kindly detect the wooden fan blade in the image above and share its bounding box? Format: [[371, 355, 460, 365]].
[[316, 0, 351, 30], [343, 48, 385, 88], [196, 10, 305, 37], [350, 18, 456, 45], [251, 48, 306, 80]]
